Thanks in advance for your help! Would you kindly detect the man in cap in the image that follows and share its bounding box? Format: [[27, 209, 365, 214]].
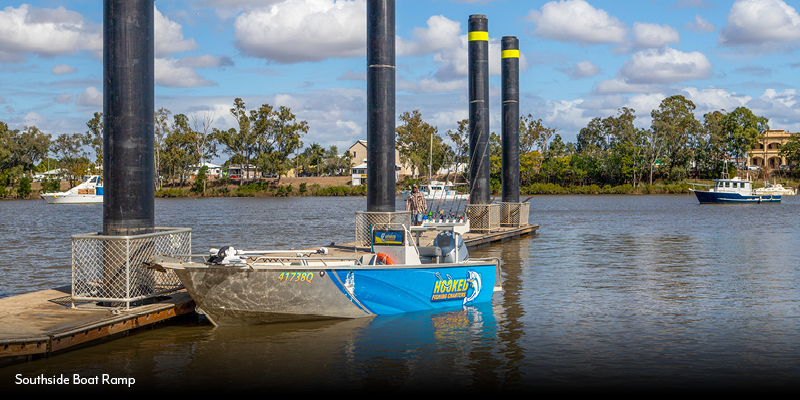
[[405, 184, 428, 226]]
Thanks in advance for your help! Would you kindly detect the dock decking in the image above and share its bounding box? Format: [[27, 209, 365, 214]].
[[0, 224, 537, 367]]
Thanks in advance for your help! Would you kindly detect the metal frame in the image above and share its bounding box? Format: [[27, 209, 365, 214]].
[[354, 211, 412, 248], [71, 227, 191, 309], [467, 204, 500, 233], [500, 202, 530, 227]]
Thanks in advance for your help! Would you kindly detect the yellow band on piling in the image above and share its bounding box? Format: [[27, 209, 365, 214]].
[[468, 31, 489, 41], [501, 49, 520, 59]]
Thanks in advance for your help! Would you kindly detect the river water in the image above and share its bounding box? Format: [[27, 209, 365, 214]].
[[1, 194, 799, 393]]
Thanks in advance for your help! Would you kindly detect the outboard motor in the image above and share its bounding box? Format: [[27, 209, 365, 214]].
[[434, 230, 468, 263]]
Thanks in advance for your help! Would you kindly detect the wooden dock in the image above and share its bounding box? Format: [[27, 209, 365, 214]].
[[0, 224, 537, 367]]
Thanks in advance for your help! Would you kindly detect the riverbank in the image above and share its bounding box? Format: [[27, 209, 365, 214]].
[[4, 176, 799, 199]]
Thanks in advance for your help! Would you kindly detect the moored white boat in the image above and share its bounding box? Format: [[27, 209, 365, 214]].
[[753, 181, 796, 196], [420, 181, 469, 200], [147, 225, 500, 326], [40, 175, 103, 204]]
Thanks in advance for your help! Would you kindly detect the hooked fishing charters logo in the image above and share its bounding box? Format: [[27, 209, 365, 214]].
[[431, 271, 482, 304]]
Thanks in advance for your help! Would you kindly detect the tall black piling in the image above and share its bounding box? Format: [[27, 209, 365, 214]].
[[501, 36, 520, 203], [468, 15, 490, 205], [103, 0, 155, 236], [366, 0, 396, 212]]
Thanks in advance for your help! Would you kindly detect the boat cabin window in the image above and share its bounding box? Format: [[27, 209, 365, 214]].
[[732, 182, 737, 188], [724, 182, 729, 188]]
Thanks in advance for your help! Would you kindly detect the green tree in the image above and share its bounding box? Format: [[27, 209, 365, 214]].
[[213, 98, 260, 185], [162, 114, 197, 187], [520, 115, 557, 154], [723, 107, 769, 169], [16, 176, 31, 198], [154, 108, 172, 190], [254, 105, 307, 178], [51, 133, 90, 186], [396, 110, 448, 180], [84, 112, 103, 173], [650, 95, 701, 182]]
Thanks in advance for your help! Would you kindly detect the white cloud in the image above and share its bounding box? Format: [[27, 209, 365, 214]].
[[685, 15, 716, 33], [618, 47, 712, 84], [719, 0, 800, 47], [75, 87, 103, 107], [559, 61, 602, 79], [338, 70, 366, 80], [55, 93, 73, 105], [592, 78, 663, 94], [155, 59, 217, 87], [233, 0, 366, 63], [398, 78, 467, 94], [155, 7, 198, 57], [0, 5, 101, 63], [397, 15, 462, 57], [632, 22, 680, 48], [526, 0, 627, 44], [51, 64, 77, 75]]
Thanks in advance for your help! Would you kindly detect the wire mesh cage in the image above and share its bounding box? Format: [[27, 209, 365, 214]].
[[467, 204, 500, 233], [71, 228, 191, 308], [354, 211, 412, 248], [500, 202, 530, 227]]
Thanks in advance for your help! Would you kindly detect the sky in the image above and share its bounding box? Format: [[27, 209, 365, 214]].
[[1, 0, 800, 164]]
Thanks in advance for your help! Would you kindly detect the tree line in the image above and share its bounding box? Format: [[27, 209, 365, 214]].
[[1, 94, 793, 198], [0, 98, 357, 197], [396, 95, 788, 192]]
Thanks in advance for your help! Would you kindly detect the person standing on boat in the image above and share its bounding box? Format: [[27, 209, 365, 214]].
[[406, 184, 428, 226]]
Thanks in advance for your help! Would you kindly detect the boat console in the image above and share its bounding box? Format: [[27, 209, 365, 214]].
[[371, 225, 468, 265]]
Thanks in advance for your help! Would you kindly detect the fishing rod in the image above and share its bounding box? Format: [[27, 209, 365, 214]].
[[431, 147, 461, 221], [452, 126, 493, 223]]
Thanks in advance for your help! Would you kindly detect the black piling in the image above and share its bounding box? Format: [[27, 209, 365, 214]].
[[102, 0, 155, 235], [468, 15, 490, 205], [501, 36, 520, 203], [366, 0, 396, 212]]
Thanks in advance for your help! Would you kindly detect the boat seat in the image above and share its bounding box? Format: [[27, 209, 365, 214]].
[[418, 246, 442, 263]]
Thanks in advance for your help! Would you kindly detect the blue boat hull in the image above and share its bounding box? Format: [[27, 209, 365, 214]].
[[176, 262, 499, 325], [692, 190, 781, 204]]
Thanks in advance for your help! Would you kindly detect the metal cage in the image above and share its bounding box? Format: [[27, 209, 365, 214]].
[[354, 211, 412, 248], [467, 204, 500, 233], [71, 227, 191, 309], [500, 202, 530, 227]]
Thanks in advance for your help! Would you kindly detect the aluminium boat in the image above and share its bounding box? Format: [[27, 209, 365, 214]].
[[40, 175, 103, 204], [147, 226, 501, 326]]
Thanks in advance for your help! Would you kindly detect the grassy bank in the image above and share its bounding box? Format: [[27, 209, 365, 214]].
[[521, 182, 693, 195], [156, 181, 366, 198]]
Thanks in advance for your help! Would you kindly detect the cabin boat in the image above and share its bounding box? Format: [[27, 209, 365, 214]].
[[419, 181, 469, 201], [147, 225, 501, 326], [690, 176, 781, 204], [40, 175, 103, 204]]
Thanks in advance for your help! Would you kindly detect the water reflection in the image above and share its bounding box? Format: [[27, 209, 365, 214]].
[[2, 195, 800, 392], [3, 304, 507, 392]]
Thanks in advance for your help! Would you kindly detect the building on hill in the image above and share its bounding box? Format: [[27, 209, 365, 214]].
[[747, 129, 796, 170], [348, 140, 413, 177]]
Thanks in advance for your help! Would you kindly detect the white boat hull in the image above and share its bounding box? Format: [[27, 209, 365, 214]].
[[41, 193, 102, 204]]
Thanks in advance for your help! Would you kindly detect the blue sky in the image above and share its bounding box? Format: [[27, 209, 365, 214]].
[[2, 0, 799, 163]]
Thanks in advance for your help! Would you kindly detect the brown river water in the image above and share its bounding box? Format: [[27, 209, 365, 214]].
[[1, 194, 799, 393]]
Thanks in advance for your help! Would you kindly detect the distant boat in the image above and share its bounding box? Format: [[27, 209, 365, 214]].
[[40, 175, 103, 204], [690, 176, 781, 204], [753, 181, 797, 196], [419, 181, 469, 201]]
